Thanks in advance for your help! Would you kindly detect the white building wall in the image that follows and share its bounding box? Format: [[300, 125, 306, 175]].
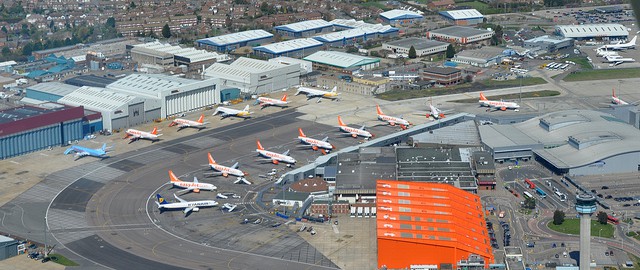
[[568, 152, 640, 176]]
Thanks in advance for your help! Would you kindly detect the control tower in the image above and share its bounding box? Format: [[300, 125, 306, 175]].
[[575, 194, 597, 270]]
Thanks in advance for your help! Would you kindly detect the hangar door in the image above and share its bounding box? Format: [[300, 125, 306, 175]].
[[165, 85, 217, 116]]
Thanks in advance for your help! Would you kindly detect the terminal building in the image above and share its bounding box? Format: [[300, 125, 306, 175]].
[[204, 57, 300, 94], [479, 110, 640, 176], [196, 30, 274, 52], [427, 26, 494, 45], [253, 38, 323, 59], [273, 19, 334, 38], [523, 35, 574, 53], [304, 51, 380, 73], [438, 9, 484, 26], [555, 24, 628, 40], [396, 147, 478, 193], [379, 9, 424, 26], [382, 38, 449, 57]]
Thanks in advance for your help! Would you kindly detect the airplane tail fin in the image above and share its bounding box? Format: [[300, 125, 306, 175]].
[[337, 116, 346, 126], [197, 114, 205, 123], [151, 127, 158, 135], [101, 143, 107, 151], [376, 105, 384, 116], [281, 94, 288, 102], [298, 128, 306, 138], [331, 86, 337, 93], [479, 92, 488, 101], [156, 194, 168, 205], [243, 105, 250, 112], [256, 140, 264, 150], [207, 152, 217, 165], [613, 88, 617, 98], [631, 36, 637, 46], [168, 170, 182, 183]]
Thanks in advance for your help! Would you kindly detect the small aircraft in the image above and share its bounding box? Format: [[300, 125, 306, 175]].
[[124, 127, 162, 143], [605, 55, 636, 67], [479, 92, 520, 111], [596, 48, 619, 57], [256, 140, 296, 165], [168, 170, 217, 194], [297, 128, 335, 154], [213, 105, 251, 119], [234, 177, 252, 185], [376, 105, 411, 130], [612, 89, 629, 105], [64, 143, 112, 160], [598, 36, 637, 51], [295, 86, 339, 103], [216, 193, 228, 199], [205, 152, 247, 177], [337, 116, 373, 139], [255, 94, 288, 109], [155, 193, 218, 215], [169, 114, 208, 131], [222, 203, 238, 212]]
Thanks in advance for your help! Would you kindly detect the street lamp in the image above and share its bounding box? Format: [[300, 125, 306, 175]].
[[599, 228, 603, 238]]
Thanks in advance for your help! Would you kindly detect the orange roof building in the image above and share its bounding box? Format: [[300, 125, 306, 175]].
[[376, 180, 494, 269]]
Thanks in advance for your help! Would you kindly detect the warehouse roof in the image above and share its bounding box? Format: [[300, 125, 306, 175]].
[[525, 35, 573, 44], [555, 24, 628, 38], [64, 74, 118, 88], [59, 86, 143, 112], [274, 19, 333, 33], [330, 19, 399, 34], [454, 46, 504, 60], [196, 30, 273, 46], [107, 74, 200, 98], [204, 57, 289, 79], [27, 82, 80, 97], [253, 38, 323, 54], [439, 9, 484, 20], [430, 26, 493, 38], [304, 51, 380, 68], [380, 9, 424, 20], [385, 37, 449, 50], [273, 191, 310, 202], [133, 41, 230, 63]]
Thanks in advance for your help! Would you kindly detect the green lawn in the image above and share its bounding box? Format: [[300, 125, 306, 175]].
[[565, 57, 593, 70], [451, 90, 560, 103], [48, 253, 79, 266], [630, 254, 640, 270], [547, 219, 615, 238], [359, 1, 389, 10], [564, 68, 640, 82]]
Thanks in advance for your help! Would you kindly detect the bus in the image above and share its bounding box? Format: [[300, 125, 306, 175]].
[[523, 191, 534, 200], [607, 215, 619, 225], [524, 178, 536, 189], [535, 187, 547, 198], [554, 191, 566, 202]]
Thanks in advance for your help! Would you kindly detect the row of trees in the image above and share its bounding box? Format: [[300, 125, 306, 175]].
[[552, 210, 610, 225]]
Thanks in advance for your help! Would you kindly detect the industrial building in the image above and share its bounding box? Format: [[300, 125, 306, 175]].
[[0, 235, 18, 260], [382, 38, 449, 57], [407, 120, 481, 147], [376, 180, 493, 269], [25, 82, 80, 102], [313, 26, 398, 47], [64, 74, 118, 88], [0, 103, 85, 159], [421, 67, 462, 86], [253, 38, 323, 59], [273, 19, 334, 38], [317, 75, 388, 95], [129, 41, 230, 72], [524, 35, 574, 53], [427, 26, 494, 44], [379, 9, 424, 26], [204, 57, 300, 94], [272, 191, 311, 208], [439, 9, 484, 25], [451, 46, 505, 67], [330, 19, 399, 39], [396, 147, 478, 193], [196, 30, 274, 52], [478, 110, 640, 176], [334, 147, 396, 203], [555, 24, 628, 40], [106, 74, 220, 118], [268, 57, 313, 75], [304, 51, 380, 73]]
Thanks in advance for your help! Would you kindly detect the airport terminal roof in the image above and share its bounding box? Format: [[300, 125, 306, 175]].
[[274, 19, 333, 33], [439, 9, 484, 20], [335, 147, 396, 194], [384, 37, 448, 50], [197, 30, 273, 46], [27, 82, 80, 97], [380, 9, 424, 20], [429, 26, 493, 37], [273, 191, 310, 202], [555, 24, 628, 38], [58, 86, 144, 112], [480, 110, 640, 169], [409, 120, 480, 146], [253, 38, 323, 54], [303, 51, 380, 68]]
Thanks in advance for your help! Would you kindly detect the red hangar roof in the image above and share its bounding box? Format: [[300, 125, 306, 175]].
[[376, 180, 494, 269]]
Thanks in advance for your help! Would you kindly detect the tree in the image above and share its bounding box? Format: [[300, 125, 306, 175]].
[[21, 43, 33, 56], [597, 211, 608, 225], [1, 26, 6, 34], [445, 44, 455, 58], [162, 23, 171, 38], [408, 45, 417, 59], [260, 2, 270, 14], [129, 1, 136, 9], [106, 17, 116, 28], [553, 210, 565, 225], [1, 47, 10, 57], [523, 196, 536, 209]]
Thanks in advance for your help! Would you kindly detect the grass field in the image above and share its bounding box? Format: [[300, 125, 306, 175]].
[[565, 57, 593, 70], [376, 77, 547, 101], [451, 90, 560, 103], [564, 68, 640, 82], [359, 1, 389, 10], [49, 253, 79, 266], [547, 219, 614, 238]]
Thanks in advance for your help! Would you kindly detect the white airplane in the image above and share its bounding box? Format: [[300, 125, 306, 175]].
[[297, 128, 335, 154], [598, 36, 637, 51], [213, 105, 251, 119], [612, 89, 629, 105], [216, 193, 228, 199], [256, 94, 288, 108], [337, 116, 373, 139], [234, 177, 252, 185], [256, 140, 296, 165], [168, 170, 217, 194], [376, 105, 411, 129], [124, 127, 162, 143], [206, 152, 247, 177], [479, 92, 520, 111], [222, 203, 237, 212], [295, 86, 339, 103], [596, 48, 619, 57], [428, 100, 447, 119], [169, 114, 208, 130], [605, 55, 635, 66], [155, 193, 218, 215]]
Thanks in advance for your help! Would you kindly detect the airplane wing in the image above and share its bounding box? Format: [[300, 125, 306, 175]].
[[231, 162, 239, 169], [75, 151, 90, 158], [360, 125, 366, 130], [183, 207, 194, 214], [322, 136, 329, 142], [192, 177, 199, 184], [282, 149, 290, 156], [173, 194, 187, 203]]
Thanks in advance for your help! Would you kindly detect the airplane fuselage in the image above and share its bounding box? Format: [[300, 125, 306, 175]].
[[613, 97, 629, 105], [298, 136, 333, 150], [210, 164, 245, 177], [480, 100, 520, 110], [126, 129, 160, 140], [172, 182, 216, 191], [257, 97, 288, 107], [159, 200, 218, 210], [172, 119, 204, 128], [377, 114, 410, 126], [340, 126, 372, 138], [257, 149, 296, 164]]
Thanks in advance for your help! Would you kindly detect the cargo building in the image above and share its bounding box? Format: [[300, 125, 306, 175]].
[[273, 19, 334, 38], [439, 9, 484, 26], [379, 9, 424, 26], [196, 30, 274, 52]]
